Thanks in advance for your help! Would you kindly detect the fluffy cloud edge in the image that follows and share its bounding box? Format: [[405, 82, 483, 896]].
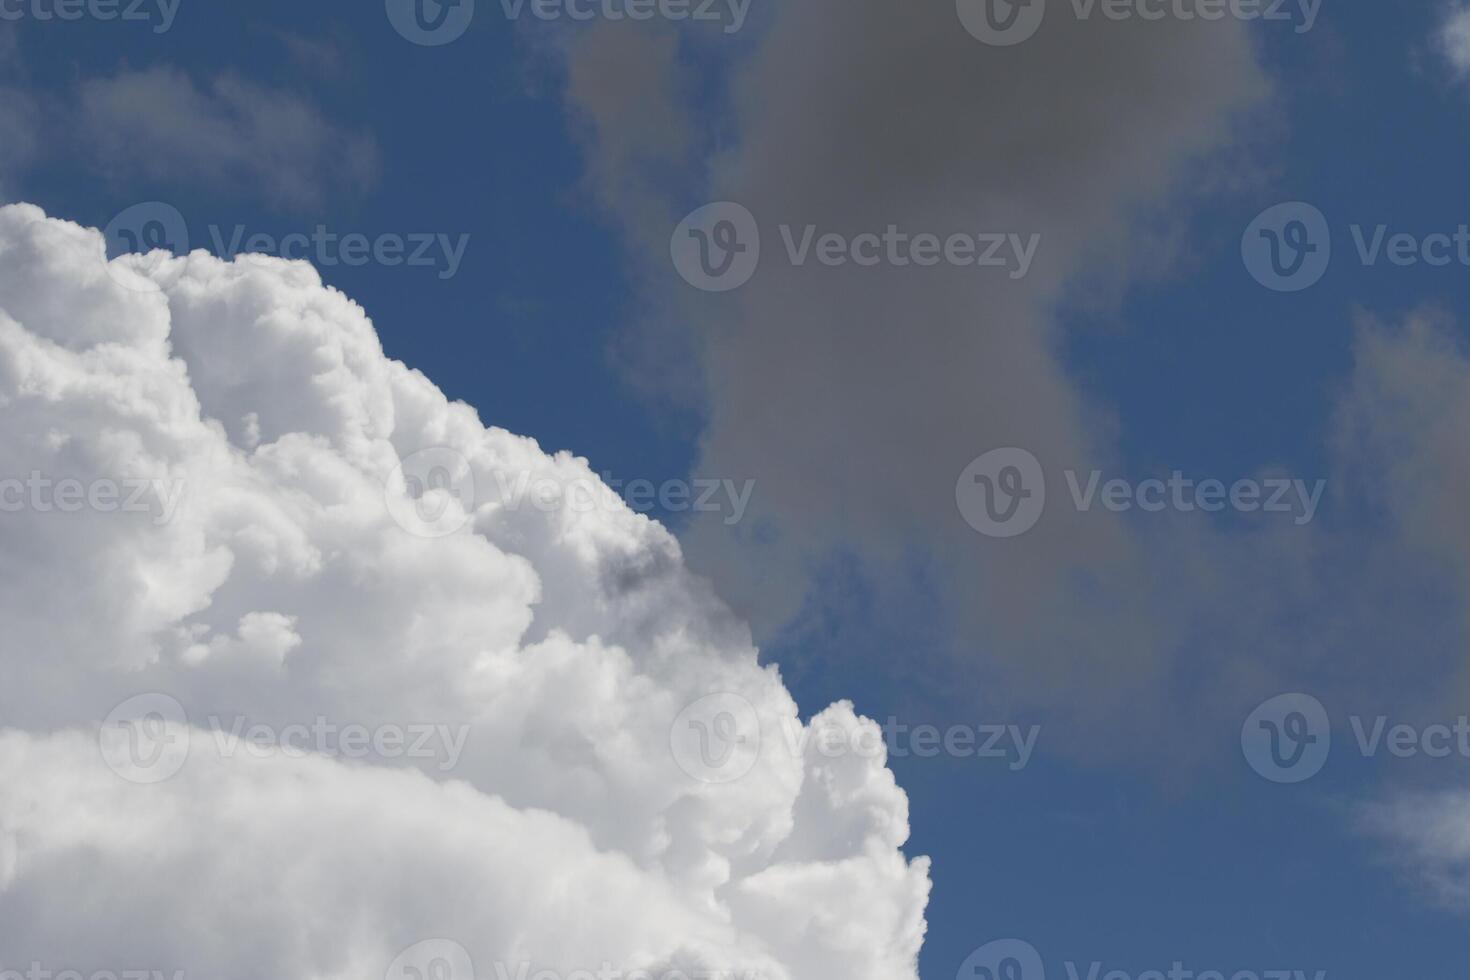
[[0, 202, 930, 979]]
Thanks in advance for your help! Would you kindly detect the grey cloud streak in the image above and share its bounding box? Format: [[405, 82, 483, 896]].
[[550, 3, 1293, 758]]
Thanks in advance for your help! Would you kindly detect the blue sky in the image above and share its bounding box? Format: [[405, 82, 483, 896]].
[[6, 1, 1470, 977]]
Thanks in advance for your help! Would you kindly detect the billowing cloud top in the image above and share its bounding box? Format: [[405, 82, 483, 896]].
[[0, 203, 929, 980]]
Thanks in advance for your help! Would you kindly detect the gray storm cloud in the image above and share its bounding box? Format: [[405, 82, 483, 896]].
[[550, 2, 1278, 746], [545, 3, 1470, 779]]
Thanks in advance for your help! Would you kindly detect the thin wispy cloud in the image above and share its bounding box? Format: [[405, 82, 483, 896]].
[[76, 67, 379, 209]]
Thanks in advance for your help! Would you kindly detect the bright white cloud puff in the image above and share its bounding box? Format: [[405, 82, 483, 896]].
[[0, 203, 930, 980]]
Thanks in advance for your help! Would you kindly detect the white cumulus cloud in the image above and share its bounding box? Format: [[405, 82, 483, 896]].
[[0, 203, 930, 979]]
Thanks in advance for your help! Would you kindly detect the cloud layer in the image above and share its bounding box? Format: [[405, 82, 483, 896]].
[[551, 2, 1286, 747], [77, 67, 380, 208], [0, 203, 929, 979], [1362, 790, 1470, 908]]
